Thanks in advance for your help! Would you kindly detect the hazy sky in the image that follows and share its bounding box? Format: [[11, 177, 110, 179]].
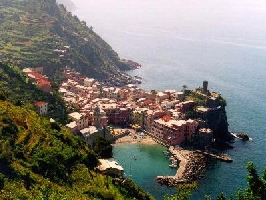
[[70, 0, 266, 43], [56, 0, 75, 11]]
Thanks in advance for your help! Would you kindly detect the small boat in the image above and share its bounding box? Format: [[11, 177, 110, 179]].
[[169, 163, 177, 168], [163, 150, 170, 156], [133, 155, 137, 160]]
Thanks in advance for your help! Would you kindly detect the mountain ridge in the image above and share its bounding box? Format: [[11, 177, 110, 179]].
[[0, 0, 139, 86]]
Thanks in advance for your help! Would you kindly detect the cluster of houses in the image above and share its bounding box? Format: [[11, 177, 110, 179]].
[[21, 66, 217, 150], [22, 67, 223, 177], [58, 69, 214, 148], [23, 67, 51, 93]]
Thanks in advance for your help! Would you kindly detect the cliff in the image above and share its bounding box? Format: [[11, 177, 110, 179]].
[[184, 86, 231, 145]]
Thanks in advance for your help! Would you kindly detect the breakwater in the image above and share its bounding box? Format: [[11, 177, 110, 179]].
[[157, 146, 232, 187], [157, 147, 207, 186]]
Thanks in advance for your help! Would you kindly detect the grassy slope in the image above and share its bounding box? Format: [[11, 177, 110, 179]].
[[0, 101, 154, 200], [0, 63, 154, 199]]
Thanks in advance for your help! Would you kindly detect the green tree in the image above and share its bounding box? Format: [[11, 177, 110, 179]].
[[164, 182, 197, 200], [93, 136, 113, 158]]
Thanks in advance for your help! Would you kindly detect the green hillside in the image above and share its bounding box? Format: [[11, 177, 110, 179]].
[[0, 100, 154, 199], [0, 0, 137, 84], [0, 62, 68, 122], [0, 63, 153, 199]]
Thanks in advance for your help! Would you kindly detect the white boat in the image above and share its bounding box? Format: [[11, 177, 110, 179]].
[[169, 163, 177, 168]]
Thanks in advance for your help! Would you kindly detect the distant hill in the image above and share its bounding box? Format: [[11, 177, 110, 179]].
[[56, 0, 75, 11], [0, 0, 138, 85]]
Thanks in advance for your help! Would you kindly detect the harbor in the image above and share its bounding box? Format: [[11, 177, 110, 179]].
[[114, 131, 233, 187], [157, 146, 232, 187]]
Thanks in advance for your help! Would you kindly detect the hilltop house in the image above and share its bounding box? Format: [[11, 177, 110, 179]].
[[34, 101, 48, 115]]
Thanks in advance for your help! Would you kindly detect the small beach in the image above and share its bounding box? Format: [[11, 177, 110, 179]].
[[113, 129, 157, 145]]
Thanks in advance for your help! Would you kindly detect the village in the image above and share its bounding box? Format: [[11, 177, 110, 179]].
[[22, 67, 232, 185], [59, 69, 215, 148]]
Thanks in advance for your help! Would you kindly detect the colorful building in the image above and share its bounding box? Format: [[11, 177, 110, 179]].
[[151, 117, 198, 146]]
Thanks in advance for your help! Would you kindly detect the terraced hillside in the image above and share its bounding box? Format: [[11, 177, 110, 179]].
[[0, 0, 138, 85]]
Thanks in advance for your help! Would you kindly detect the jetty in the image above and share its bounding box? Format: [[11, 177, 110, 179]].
[[195, 150, 233, 162], [157, 146, 233, 186], [157, 146, 207, 186]]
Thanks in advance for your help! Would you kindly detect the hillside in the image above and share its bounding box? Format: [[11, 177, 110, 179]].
[[0, 62, 68, 122], [0, 100, 154, 199], [0, 0, 139, 86], [0, 63, 153, 199]]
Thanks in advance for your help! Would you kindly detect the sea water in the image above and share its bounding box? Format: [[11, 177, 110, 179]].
[[72, 0, 266, 199], [113, 144, 176, 198]]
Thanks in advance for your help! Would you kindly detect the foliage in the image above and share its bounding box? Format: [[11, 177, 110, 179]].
[[93, 136, 113, 158], [0, 62, 68, 122], [164, 182, 198, 200], [185, 91, 207, 107], [0, 101, 154, 199]]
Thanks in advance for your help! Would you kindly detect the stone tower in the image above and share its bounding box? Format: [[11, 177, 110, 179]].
[[203, 80, 208, 93]]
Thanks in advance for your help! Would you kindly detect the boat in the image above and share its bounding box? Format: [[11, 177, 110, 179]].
[[169, 163, 177, 168], [163, 150, 170, 157], [169, 159, 178, 168], [133, 155, 137, 160]]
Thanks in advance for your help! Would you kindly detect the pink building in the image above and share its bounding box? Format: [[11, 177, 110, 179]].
[[151, 117, 198, 146]]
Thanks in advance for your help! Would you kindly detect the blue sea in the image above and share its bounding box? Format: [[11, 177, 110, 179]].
[[71, 0, 266, 199]]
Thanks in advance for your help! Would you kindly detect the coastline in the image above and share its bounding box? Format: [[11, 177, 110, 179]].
[[113, 130, 207, 186], [157, 147, 207, 186], [113, 129, 158, 145], [113, 130, 232, 187]]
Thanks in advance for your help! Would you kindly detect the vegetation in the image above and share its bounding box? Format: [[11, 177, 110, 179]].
[[0, 0, 132, 80], [164, 182, 198, 200], [93, 136, 113, 159], [0, 100, 154, 199], [0, 62, 67, 122], [0, 62, 153, 199]]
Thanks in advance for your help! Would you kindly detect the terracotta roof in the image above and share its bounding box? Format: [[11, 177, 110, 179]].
[[34, 101, 47, 106], [162, 115, 172, 122], [28, 72, 47, 80], [36, 79, 51, 86]]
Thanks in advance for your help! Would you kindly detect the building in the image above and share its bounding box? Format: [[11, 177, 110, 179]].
[[34, 101, 48, 115], [96, 158, 124, 177], [25, 71, 51, 93], [84, 77, 95, 87], [68, 112, 89, 131], [79, 126, 100, 147], [151, 117, 198, 146], [175, 101, 196, 113]]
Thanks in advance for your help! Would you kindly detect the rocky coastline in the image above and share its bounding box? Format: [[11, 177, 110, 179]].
[[157, 147, 207, 187]]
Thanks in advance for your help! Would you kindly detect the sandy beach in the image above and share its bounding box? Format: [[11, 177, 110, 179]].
[[113, 129, 158, 145]]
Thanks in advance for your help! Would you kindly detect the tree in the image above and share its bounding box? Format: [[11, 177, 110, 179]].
[[93, 136, 113, 158], [245, 162, 266, 199], [164, 182, 197, 200], [182, 85, 188, 91]]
